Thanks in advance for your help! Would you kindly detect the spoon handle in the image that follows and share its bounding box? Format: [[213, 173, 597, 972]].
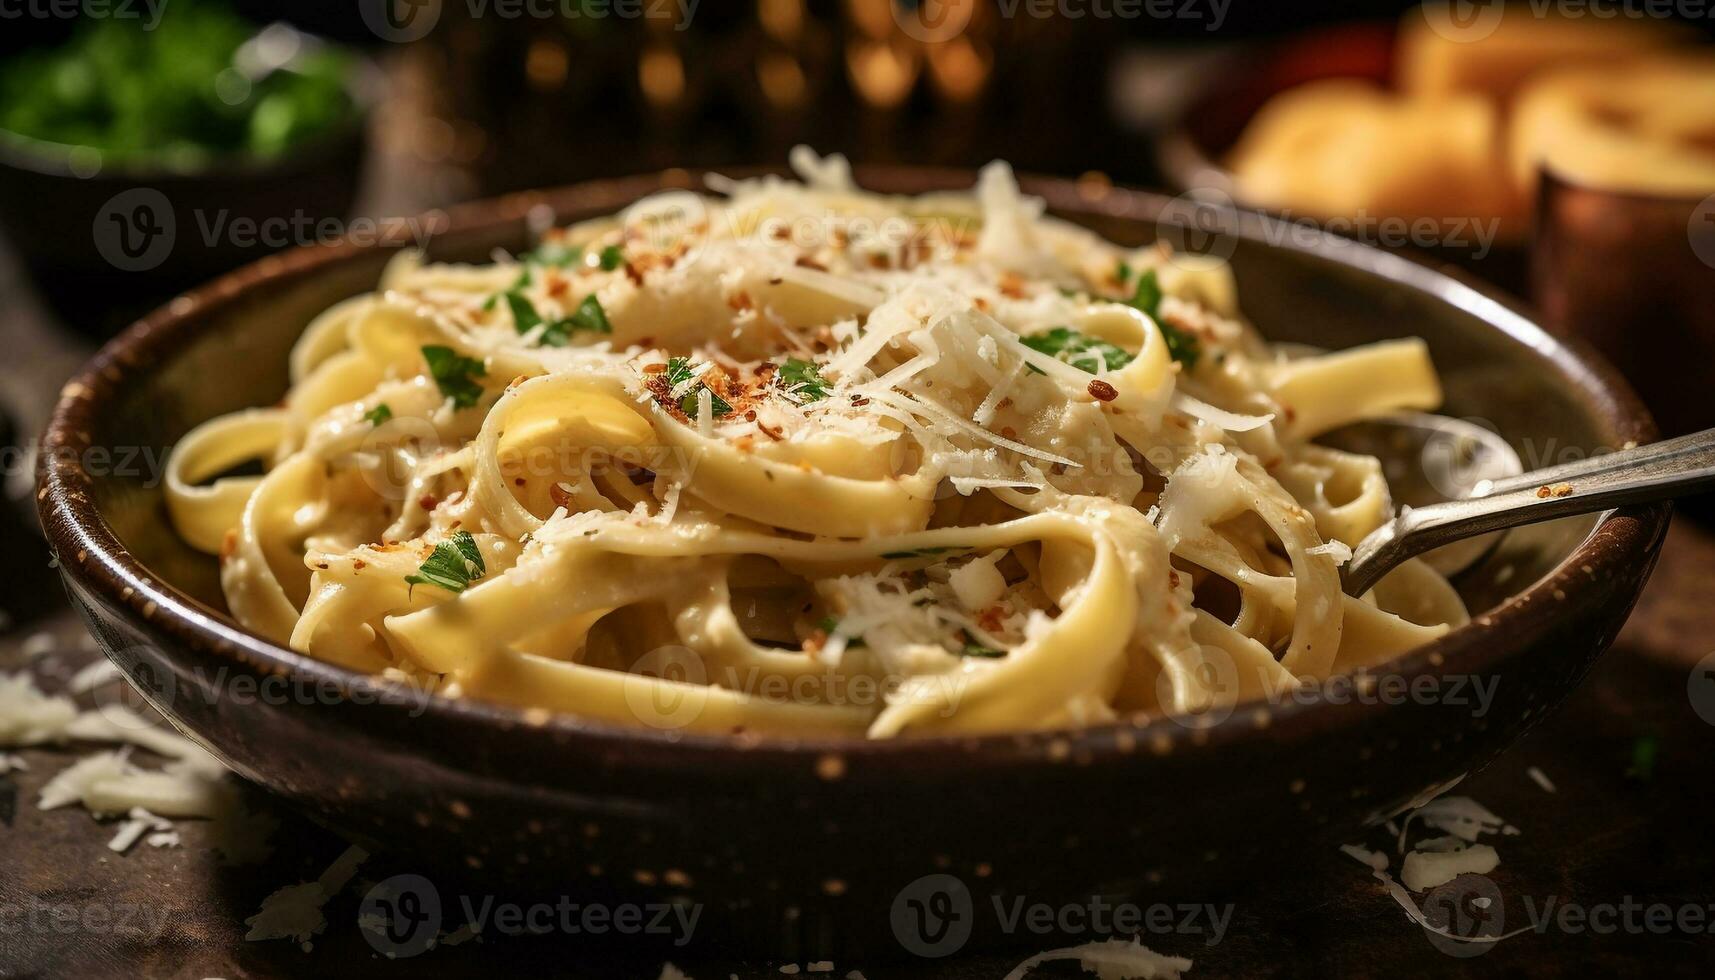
[[1344, 427, 1715, 596]]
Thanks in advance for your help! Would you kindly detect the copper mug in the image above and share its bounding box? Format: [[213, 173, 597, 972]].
[[1533, 171, 1715, 440]]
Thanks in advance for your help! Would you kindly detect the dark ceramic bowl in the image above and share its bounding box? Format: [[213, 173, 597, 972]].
[[1155, 21, 1530, 294], [0, 28, 375, 339], [37, 168, 1668, 960]]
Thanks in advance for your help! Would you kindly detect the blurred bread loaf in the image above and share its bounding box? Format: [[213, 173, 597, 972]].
[[1398, 3, 1682, 104], [1511, 58, 1715, 198], [1226, 80, 1525, 238]]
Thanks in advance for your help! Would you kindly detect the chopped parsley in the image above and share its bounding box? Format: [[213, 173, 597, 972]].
[[777, 358, 831, 402], [523, 241, 582, 267], [1127, 266, 1162, 316], [405, 531, 486, 595], [504, 290, 544, 334], [960, 642, 1006, 658], [362, 403, 392, 426], [1115, 259, 1133, 283], [563, 294, 613, 336], [598, 244, 625, 271], [817, 616, 866, 648], [483, 267, 534, 311], [664, 356, 732, 419], [421, 345, 487, 409], [1126, 267, 1200, 369], [504, 291, 612, 347], [1021, 326, 1134, 375]]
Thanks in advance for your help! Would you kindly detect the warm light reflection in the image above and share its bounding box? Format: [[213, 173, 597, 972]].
[[640, 44, 686, 108], [758, 51, 809, 109], [926, 36, 990, 103], [759, 0, 805, 43], [844, 0, 897, 42], [847, 39, 920, 109], [525, 38, 568, 91]]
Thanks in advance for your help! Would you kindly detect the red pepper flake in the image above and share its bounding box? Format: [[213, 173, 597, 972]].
[[642, 362, 667, 374], [795, 257, 829, 273], [728, 291, 754, 311], [1087, 379, 1118, 402], [419, 494, 439, 511], [1000, 426, 1018, 439], [353, 559, 367, 570], [550, 483, 573, 510]]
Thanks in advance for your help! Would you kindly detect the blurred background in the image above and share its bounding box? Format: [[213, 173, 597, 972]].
[[2, 0, 1714, 607]]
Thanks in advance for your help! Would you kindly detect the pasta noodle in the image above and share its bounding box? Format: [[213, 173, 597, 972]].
[[164, 149, 1467, 738]]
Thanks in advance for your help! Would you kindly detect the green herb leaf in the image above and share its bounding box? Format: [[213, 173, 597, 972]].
[[664, 356, 698, 389], [505, 291, 544, 335], [680, 388, 733, 419], [1126, 268, 1201, 369], [362, 403, 392, 426], [483, 268, 534, 312], [778, 358, 831, 402], [421, 345, 487, 409], [564, 294, 613, 335], [1021, 326, 1134, 375], [960, 642, 1006, 658], [1128, 267, 1162, 318], [1115, 260, 1133, 283], [817, 616, 867, 649], [663, 357, 731, 419], [405, 530, 487, 595], [599, 245, 625, 271], [524, 241, 582, 267]]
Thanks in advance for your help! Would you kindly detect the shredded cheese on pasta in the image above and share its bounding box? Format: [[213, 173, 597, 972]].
[[164, 149, 1466, 738]]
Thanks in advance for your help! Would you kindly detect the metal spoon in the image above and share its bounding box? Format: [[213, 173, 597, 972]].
[[1343, 426, 1715, 596]]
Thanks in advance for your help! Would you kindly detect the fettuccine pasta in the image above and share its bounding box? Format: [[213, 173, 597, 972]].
[[165, 149, 1466, 738]]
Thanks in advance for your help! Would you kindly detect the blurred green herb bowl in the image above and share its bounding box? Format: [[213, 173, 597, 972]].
[[0, 11, 376, 338]]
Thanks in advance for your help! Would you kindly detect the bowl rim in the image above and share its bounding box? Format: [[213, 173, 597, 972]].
[[36, 164, 1670, 768]]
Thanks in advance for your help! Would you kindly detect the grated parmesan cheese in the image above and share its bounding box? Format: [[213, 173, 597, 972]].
[[1003, 937, 1192, 980]]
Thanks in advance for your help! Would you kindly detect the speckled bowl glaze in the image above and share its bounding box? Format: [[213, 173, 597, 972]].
[[37, 167, 1669, 960]]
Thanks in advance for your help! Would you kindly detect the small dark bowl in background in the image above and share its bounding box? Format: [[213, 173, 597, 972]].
[[1155, 21, 1531, 295], [1533, 170, 1715, 515], [1533, 171, 1715, 439], [0, 33, 375, 340], [38, 169, 1668, 960]]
